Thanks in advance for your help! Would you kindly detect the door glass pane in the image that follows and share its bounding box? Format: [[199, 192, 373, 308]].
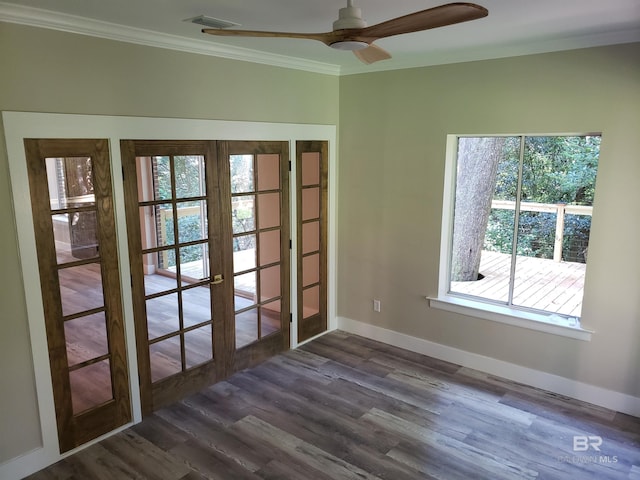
[[234, 272, 257, 310], [260, 265, 281, 303], [146, 293, 180, 339], [182, 286, 211, 328], [179, 243, 209, 281], [149, 336, 182, 382], [259, 230, 280, 266], [177, 201, 207, 243], [53, 214, 73, 263], [59, 263, 104, 317], [46, 156, 95, 210], [302, 286, 320, 319], [236, 308, 258, 349], [234, 234, 256, 273], [65, 312, 109, 367], [232, 196, 255, 233], [174, 156, 205, 199], [302, 221, 320, 255], [153, 156, 172, 201], [257, 154, 280, 191], [258, 193, 280, 229], [302, 254, 320, 287], [136, 157, 155, 202], [66, 212, 98, 262], [185, 325, 213, 368], [150, 203, 176, 247], [302, 188, 320, 221], [301, 152, 320, 186], [261, 300, 281, 337], [143, 255, 178, 295], [70, 360, 113, 414], [230, 155, 254, 193]]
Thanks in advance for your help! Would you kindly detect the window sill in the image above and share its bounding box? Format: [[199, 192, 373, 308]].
[[427, 295, 593, 341]]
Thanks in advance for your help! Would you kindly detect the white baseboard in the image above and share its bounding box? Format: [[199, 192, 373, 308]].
[[337, 316, 640, 418]]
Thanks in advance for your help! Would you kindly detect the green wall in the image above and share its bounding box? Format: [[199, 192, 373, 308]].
[[338, 43, 640, 397], [0, 21, 338, 464]]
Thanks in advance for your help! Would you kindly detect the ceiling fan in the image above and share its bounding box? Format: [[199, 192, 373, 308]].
[[202, 1, 488, 64]]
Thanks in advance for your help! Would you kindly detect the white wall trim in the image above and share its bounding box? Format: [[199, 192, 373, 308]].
[[0, 2, 341, 76], [337, 316, 640, 418]]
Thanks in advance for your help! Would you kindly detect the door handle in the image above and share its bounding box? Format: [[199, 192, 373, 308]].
[[211, 274, 224, 285]]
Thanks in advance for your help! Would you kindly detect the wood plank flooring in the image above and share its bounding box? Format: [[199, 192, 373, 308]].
[[27, 331, 640, 480]]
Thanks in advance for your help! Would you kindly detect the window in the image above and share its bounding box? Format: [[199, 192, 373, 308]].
[[435, 135, 600, 336]]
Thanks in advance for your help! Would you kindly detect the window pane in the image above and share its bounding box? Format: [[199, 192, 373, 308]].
[[234, 234, 256, 273], [70, 360, 113, 414], [143, 256, 177, 295], [230, 155, 254, 193], [179, 243, 209, 281], [449, 137, 518, 303], [152, 203, 175, 247], [232, 196, 255, 233], [146, 293, 180, 339], [59, 263, 104, 317], [182, 285, 211, 328], [177, 201, 207, 244], [448, 135, 599, 318], [302, 286, 320, 319], [149, 335, 182, 382], [511, 136, 598, 316], [301, 152, 320, 186], [302, 254, 320, 288], [236, 308, 258, 349], [65, 312, 109, 367], [260, 265, 281, 303], [261, 300, 281, 337], [153, 156, 172, 201], [46, 157, 95, 210], [234, 272, 257, 311], [174, 155, 205, 199], [301, 188, 319, 221], [257, 154, 280, 191], [257, 193, 280, 229], [302, 221, 320, 255], [259, 230, 280, 266], [185, 325, 213, 369], [136, 156, 155, 202]]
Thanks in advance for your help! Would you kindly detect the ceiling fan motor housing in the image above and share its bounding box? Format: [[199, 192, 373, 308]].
[[333, 1, 367, 30]]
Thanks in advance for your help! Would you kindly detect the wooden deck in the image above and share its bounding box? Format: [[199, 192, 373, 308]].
[[451, 250, 586, 317]]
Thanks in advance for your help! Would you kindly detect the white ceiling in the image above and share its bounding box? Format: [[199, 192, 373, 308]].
[[1, 0, 639, 75]]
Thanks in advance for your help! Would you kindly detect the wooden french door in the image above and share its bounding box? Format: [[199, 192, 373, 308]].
[[25, 139, 131, 453], [121, 140, 289, 413], [296, 141, 328, 342]]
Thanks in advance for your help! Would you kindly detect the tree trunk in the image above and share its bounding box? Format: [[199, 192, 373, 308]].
[[450, 137, 504, 281]]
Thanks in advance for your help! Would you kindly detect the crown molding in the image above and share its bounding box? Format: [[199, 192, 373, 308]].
[[0, 2, 342, 76], [340, 26, 640, 76]]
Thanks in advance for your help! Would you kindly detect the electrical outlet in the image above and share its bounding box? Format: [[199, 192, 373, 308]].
[[373, 299, 381, 312]]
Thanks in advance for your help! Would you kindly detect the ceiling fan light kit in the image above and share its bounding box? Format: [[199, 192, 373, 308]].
[[202, 2, 488, 64], [330, 41, 369, 51]]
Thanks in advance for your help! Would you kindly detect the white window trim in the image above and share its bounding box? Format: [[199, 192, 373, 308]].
[[433, 134, 594, 342]]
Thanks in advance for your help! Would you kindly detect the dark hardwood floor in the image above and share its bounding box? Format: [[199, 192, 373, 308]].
[[27, 331, 640, 480]]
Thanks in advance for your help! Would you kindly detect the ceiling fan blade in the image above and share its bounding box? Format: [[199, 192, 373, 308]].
[[202, 28, 333, 45], [361, 3, 488, 40], [353, 44, 392, 64]]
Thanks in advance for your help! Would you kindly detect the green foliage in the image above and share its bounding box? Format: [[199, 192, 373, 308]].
[[484, 135, 599, 263]]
